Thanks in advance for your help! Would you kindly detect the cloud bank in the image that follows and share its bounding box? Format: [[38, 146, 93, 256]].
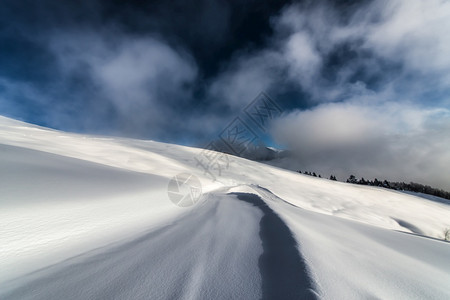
[[271, 102, 450, 189]]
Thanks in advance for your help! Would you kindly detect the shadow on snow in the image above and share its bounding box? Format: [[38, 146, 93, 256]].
[[230, 192, 319, 300]]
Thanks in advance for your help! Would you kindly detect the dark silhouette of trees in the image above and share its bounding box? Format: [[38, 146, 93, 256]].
[[296, 170, 324, 179], [346, 175, 357, 184], [296, 171, 449, 200], [343, 175, 450, 200]]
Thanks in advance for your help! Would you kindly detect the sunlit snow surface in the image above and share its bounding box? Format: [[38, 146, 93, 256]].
[[0, 116, 449, 299]]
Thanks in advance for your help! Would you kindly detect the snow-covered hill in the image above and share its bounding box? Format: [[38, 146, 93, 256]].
[[0, 116, 449, 299]]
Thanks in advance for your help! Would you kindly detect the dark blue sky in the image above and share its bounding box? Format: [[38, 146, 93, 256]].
[[1, 0, 449, 189]]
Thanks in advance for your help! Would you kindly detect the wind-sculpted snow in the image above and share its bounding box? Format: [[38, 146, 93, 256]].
[[2, 193, 264, 299], [1, 116, 450, 299], [231, 192, 319, 300]]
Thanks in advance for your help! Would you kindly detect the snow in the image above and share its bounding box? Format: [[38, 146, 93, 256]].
[[402, 190, 450, 206], [2, 192, 263, 300], [0, 115, 449, 299], [251, 185, 450, 299]]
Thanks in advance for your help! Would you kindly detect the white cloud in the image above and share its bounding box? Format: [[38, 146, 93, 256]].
[[48, 30, 198, 136], [271, 102, 450, 190], [365, 0, 450, 74], [209, 49, 284, 109], [93, 38, 197, 111], [283, 32, 322, 87]]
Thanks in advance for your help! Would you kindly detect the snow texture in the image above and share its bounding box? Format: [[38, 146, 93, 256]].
[[0, 116, 449, 299]]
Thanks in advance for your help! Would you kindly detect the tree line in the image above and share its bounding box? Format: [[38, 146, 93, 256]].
[[297, 170, 322, 178], [296, 170, 450, 200], [345, 175, 450, 200]]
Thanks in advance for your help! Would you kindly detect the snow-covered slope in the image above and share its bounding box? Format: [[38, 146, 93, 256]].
[[0, 116, 449, 299]]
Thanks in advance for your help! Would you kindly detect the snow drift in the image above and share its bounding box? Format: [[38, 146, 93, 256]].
[[0, 116, 449, 299]]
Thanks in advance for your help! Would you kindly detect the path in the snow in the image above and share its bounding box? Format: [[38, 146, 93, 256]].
[[231, 192, 319, 300], [2, 191, 316, 300]]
